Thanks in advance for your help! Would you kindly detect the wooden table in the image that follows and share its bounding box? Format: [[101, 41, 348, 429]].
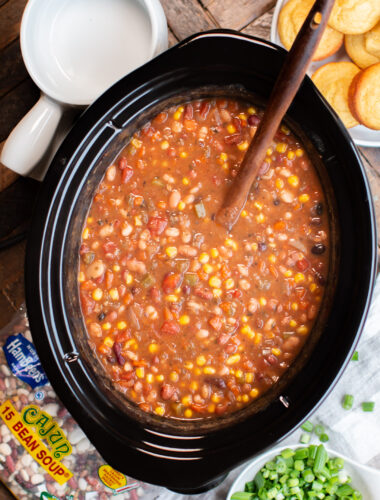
[[0, 1, 379, 497]]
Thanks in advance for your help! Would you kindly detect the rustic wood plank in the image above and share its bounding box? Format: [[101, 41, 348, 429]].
[[204, 0, 275, 31], [160, 0, 217, 41], [0, 141, 19, 191], [0, 78, 39, 142], [0, 38, 28, 98], [0, 0, 27, 50], [360, 146, 380, 177], [168, 27, 179, 47], [242, 7, 275, 41]]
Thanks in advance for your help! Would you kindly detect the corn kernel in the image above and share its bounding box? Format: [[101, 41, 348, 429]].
[[288, 175, 299, 187], [266, 147, 273, 156], [268, 254, 277, 263], [259, 297, 267, 306], [117, 321, 127, 330], [276, 178, 285, 189], [82, 227, 89, 240], [161, 160, 168, 168], [297, 325, 309, 335], [241, 325, 255, 339], [178, 201, 186, 211], [213, 289, 222, 298], [182, 176, 189, 185], [199, 252, 209, 263], [78, 272, 85, 283], [224, 278, 235, 290], [296, 148, 304, 157], [251, 242, 258, 251], [194, 367, 202, 376], [131, 138, 142, 149], [207, 276, 220, 289], [250, 388, 259, 398], [254, 201, 263, 211], [125, 273, 133, 285], [155, 406, 165, 416], [203, 264, 214, 274], [135, 367, 145, 378], [165, 246, 178, 258], [180, 151, 188, 159], [227, 354, 241, 365], [184, 409, 193, 418], [87, 217, 93, 224], [103, 336, 114, 348], [245, 373, 254, 383], [182, 395, 192, 406], [284, 270, 293, 278], [299, 193, 310, 203], [184, 361, 194, 370], [109, 288, 119, 301], [102, 322, 111, 330], [149, 343, 158, 354], [156, 374, 164, 382], [134, 215, 142, 226], [241, 315, 249, 323], [211, 394, 220, 403], [294, 272, 305, 283], [166, 294, 178, 302], [235, 369, 243, 379], [220, 152, 228, 162], [254, 333, 262, 344], [92, 288, 103, 301], [208, 403, 216, 413], [272, 348, 281, 356], [196, 355, 206, 366], [173, 108, 183, 120], [210, 248, 219, 258], [276, 142, 287, 153], [170, 371, 179, 382], [204, 367, 216, 374], [222, 163, 229, 171], [287, 151, 295, 160], [161, 140, 169, 150], [242, 394, 250, 403], [179, 315, 190, 325], [241, 210, 248, 218], [256, 213, 265, 223], [237, 141, 249, 151], [225, 238, 238, 251], [291, 302, 299, 312], [236, 395, 242, 402], [146, 373, 154, 383], [289, 319, 298, 328], [310, 283, 317, 292], [227, 124, 236, 134], [113, 265, 121, 272]]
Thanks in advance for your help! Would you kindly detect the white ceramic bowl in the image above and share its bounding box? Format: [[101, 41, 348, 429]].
[[227, 445, 380, 500]]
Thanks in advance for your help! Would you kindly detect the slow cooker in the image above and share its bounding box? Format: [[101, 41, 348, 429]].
[[25, 31, 377, 493]]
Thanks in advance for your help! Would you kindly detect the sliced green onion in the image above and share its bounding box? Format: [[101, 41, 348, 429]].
[[313, 445, 328, 474], [320, 434, 329, 443], [254, 470, 265, 490], [314, 424, 325, 436], [342, 394, 354, 410], [362, 401, 375, 412], [301, 420, 314, 432], [351, 351, 359, 361], [230, 493, 254, 500], [194, 200, 206, 218], [141, 273, 155, 288], [300, 433, 311, 444], [184, 273, 198, 286]]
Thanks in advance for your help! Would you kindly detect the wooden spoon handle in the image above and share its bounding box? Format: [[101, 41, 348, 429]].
[[216, 0, 335, 231]]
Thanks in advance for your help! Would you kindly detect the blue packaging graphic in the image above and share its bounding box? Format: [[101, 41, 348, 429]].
[[3, 333, 48, 388]]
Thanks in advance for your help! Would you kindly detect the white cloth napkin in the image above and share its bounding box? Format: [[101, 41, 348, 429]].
[[156, 276, 380, 500]]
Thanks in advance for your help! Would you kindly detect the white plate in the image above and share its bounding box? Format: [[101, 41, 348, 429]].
[[226, 444, 380, 500], [270, 0, 380, 148]]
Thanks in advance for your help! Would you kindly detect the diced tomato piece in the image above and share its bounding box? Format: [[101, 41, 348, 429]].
[[147, 216, 168, 236], [115, 330, 131, 343], [105, 270, 114, 288], [79, 243, 90, 255], [233, 116, 242, 132], [209, 316, 223, 331], [118, 157, 128, 170], [194, 286, 213, 300], [80, 293, 95, 315], [150, 286, 162, 304], [103, 241, 117, 254], [121, 167, 133, 183], [162, 273, 182, 294], [296, 258, 309, 271], [160, 321, 180, 335]]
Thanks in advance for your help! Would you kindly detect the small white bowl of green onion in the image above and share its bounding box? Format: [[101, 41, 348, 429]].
[[227, 444, 380, 500]]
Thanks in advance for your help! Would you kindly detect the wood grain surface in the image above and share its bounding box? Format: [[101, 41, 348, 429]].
[[0, 0, 379, 498]]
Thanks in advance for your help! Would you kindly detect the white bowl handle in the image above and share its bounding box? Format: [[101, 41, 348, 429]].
[[1, 93, 63, 179]]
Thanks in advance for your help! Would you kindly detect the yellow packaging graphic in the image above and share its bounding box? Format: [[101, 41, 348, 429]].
[[0, 400, 73, 485], [98, 464, 127, 490]]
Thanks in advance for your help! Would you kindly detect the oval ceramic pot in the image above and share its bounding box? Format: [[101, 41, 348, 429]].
[[25, 31, 377, 494]]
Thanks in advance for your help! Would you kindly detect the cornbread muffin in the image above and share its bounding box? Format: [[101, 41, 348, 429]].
[[328, 0, 380, 35], [365, 21, 380, 57], [345, 32, 380, 68], [348, 63, 380, 129], [278, 0, 343, 61], [312, 62, 361, 128]]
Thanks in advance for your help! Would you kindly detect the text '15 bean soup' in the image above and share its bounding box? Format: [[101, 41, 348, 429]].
[[78, 98, 329, 420]]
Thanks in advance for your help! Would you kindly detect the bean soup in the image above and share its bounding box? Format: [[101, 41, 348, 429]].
[[78, 98, 329, 419]]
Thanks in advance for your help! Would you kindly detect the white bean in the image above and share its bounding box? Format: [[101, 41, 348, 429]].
[[121, 222, 133, 236], [196, 329, 209, 339], [169, 190, 181, 209], [99, 224, 114, 237], [86, 259, 105, 279], [165, 227, 180, 237]]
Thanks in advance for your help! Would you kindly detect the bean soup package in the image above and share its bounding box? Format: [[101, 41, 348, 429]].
[[0, 307, 162, 499]]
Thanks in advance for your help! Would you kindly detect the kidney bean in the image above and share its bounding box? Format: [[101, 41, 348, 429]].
[[162, 272, 182, 294], [161, 384, 176, 400], [148, 215, 168, 235], [113, 343, 125, 366], [160, 321, 180, 335], [184, 103, 194, 119], [204, 377, 226, 390], [121, 167, 134, 183], [199, 101, 211, 120], [248, 114, 261, 126], [224, 133, 241, 144]]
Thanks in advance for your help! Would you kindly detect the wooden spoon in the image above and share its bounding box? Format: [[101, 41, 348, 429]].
[[216, 0, 335, 232]]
